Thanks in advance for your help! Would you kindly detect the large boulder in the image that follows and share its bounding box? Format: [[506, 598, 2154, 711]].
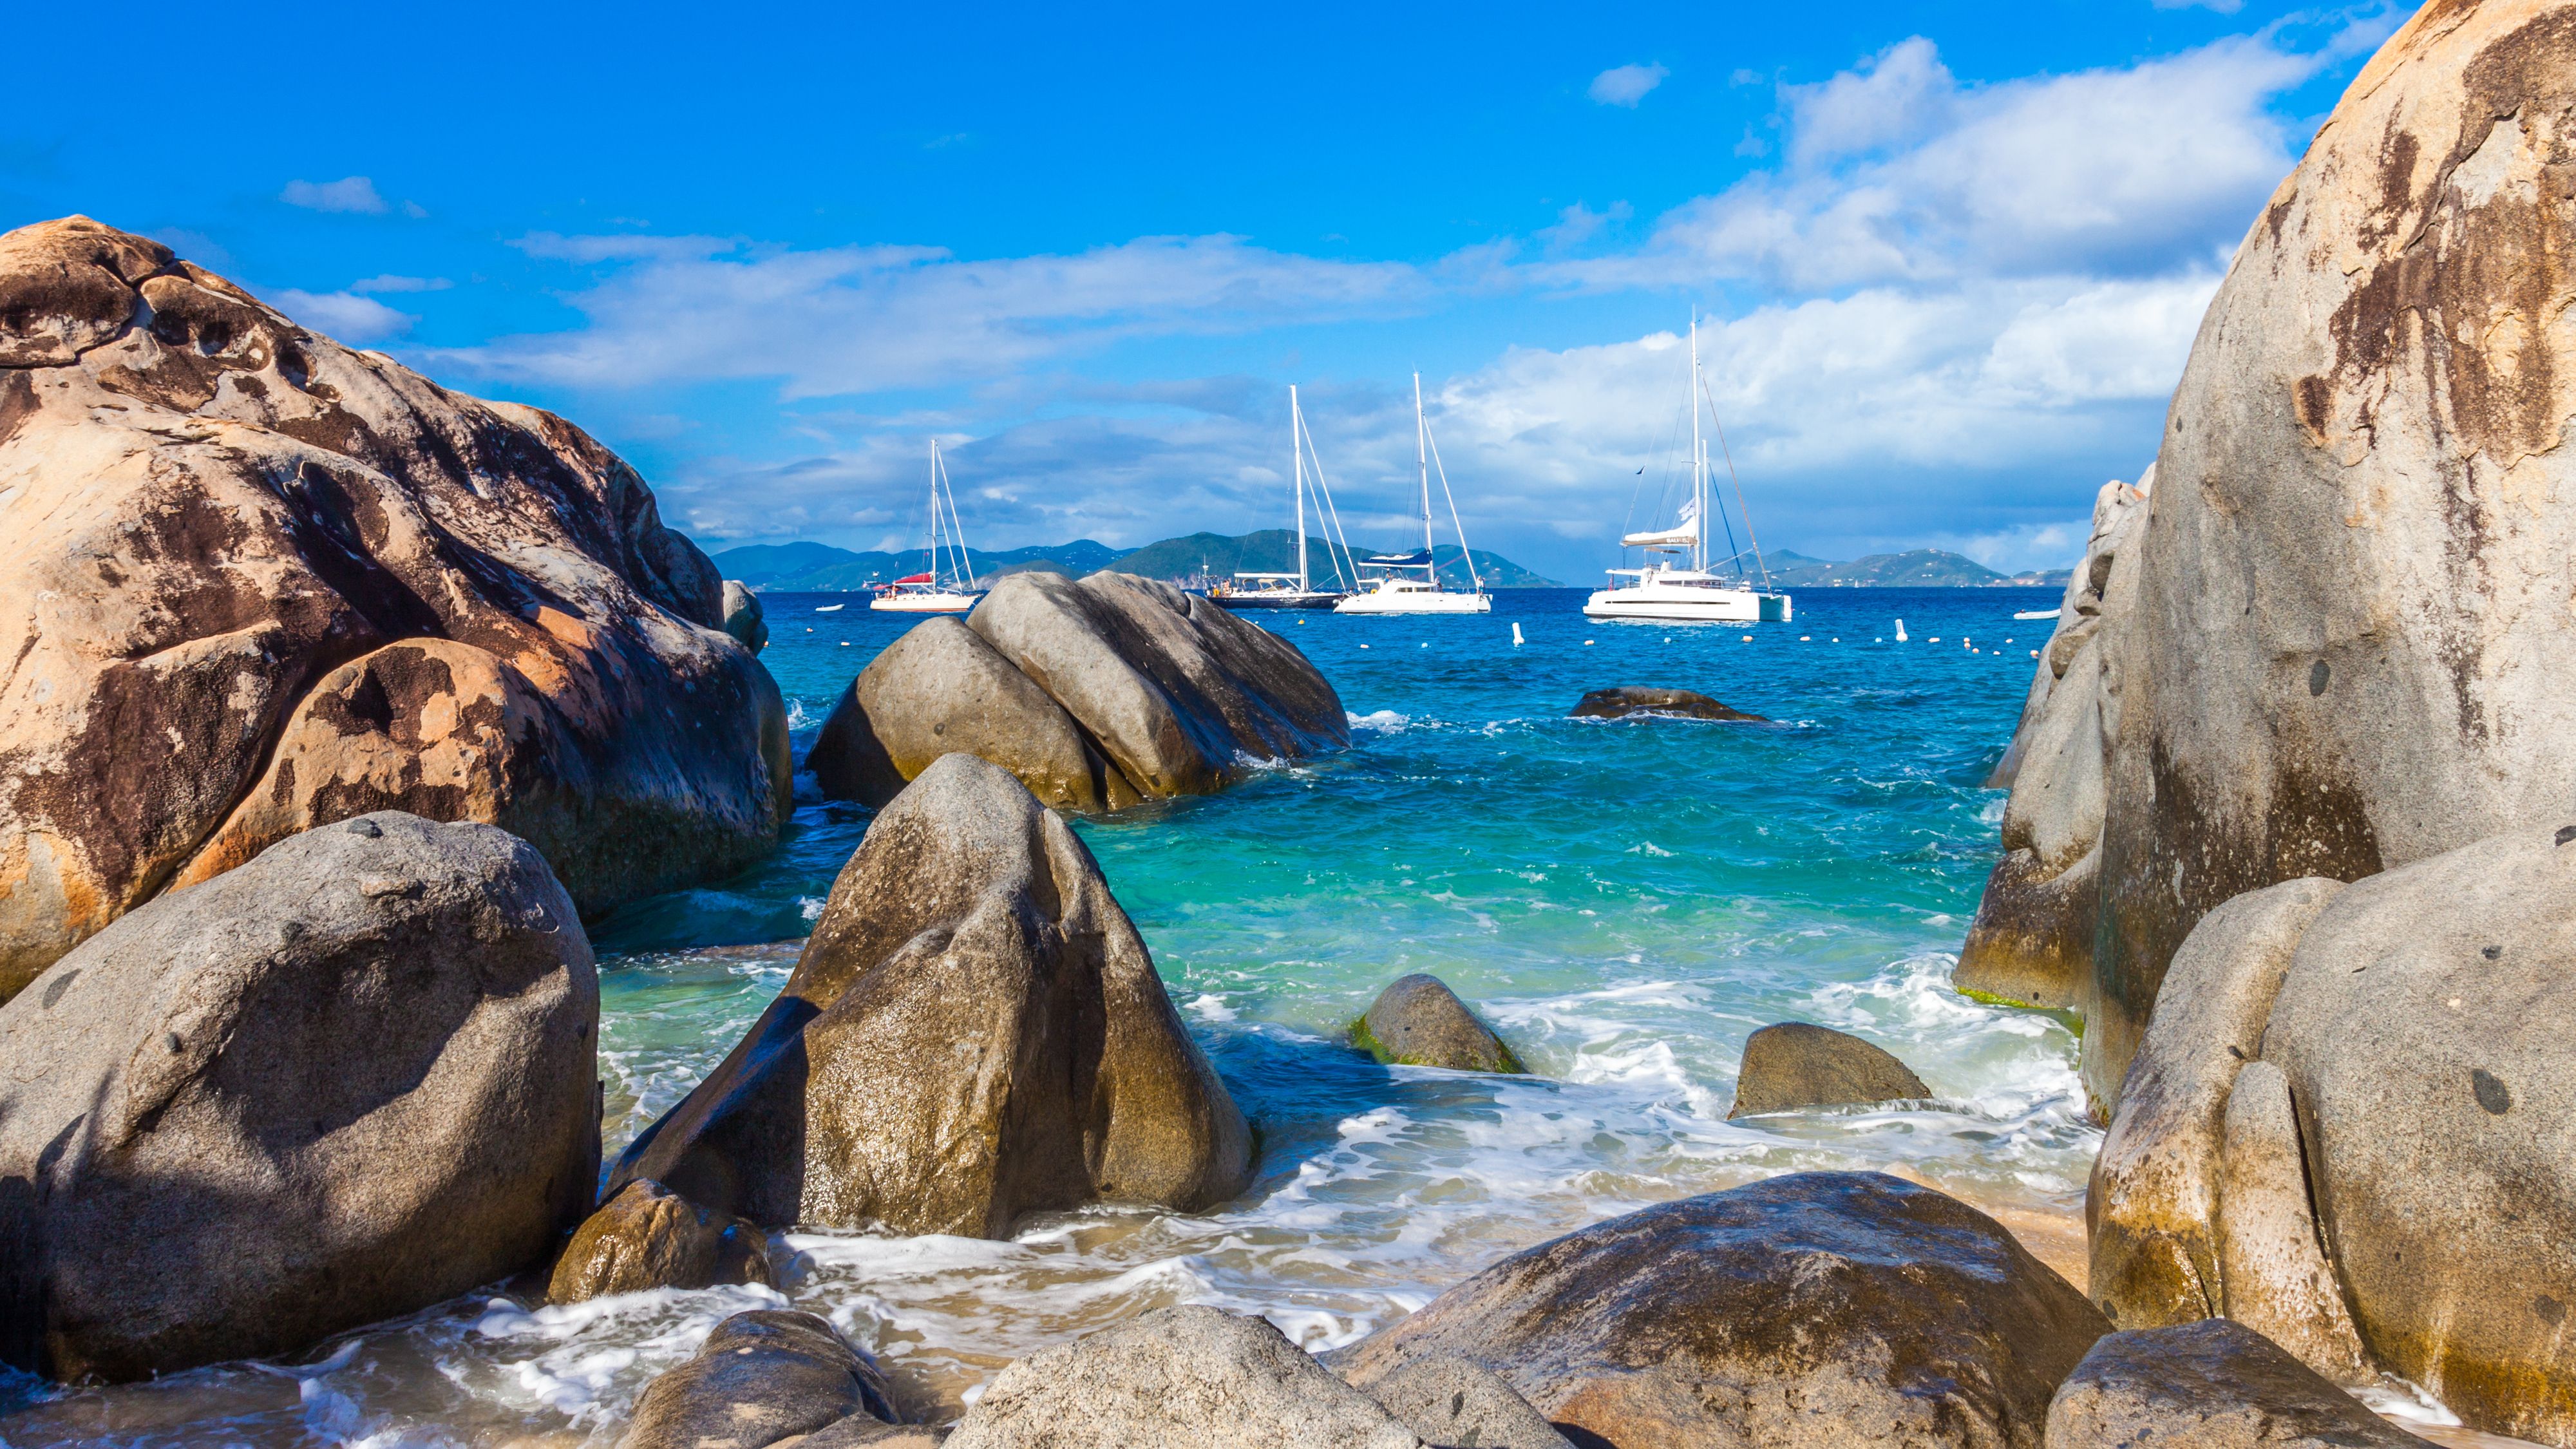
[[965, 571, 1349, 798], [2086, 878, 2343, 1330], [618, 1309, 898, 1449], [1725, 1021, 1929, 1119], [2085, 1, 2576, 1109], [723, 580, 768, 653], [0, 216, 790, 1001], [1956, 475, 2148, 1012], [0, 812, 598, 1381], [944, 1304, 1421, 1449], [1333, 1172, 2109, 1449], [1361, 1355, 1571, 1449], [2260, 825, 2576, 1440], [547, 1178, 775, 1305], [808, 616, 1139, 811], [609, 753, 1252, 1234], [2213, 1061, 2366, 1381], [2047, 1319, 2434, 1449], [1353, 974, 1525, 1074]]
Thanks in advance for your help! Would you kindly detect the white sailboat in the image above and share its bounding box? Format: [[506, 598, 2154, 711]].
[[1336, 374, 1492, 616], [1214, 386, 1350, 611], [870, 440, 985, 614], [1584, 320, 1792, 624]]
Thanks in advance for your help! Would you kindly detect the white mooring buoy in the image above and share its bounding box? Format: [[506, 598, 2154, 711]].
[[1511, 622, 1524, 646]]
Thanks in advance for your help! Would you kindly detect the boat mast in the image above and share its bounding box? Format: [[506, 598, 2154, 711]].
[[1414, 372, 1434, 583], [1689, 317, 1706, 576], [1292, 386, 1309, 593]]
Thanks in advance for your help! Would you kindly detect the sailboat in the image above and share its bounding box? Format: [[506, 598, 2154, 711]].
[[870, 440, 985, 614], [1584, 319, 1792, 623], [1213, 386, 1349, 611], [1335, 374, 1492, 616]]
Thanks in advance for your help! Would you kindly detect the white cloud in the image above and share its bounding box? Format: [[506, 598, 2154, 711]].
[[280, 176, 390, 214], [1589, 63, 1670, 108], [1557, 33, 2316, 292], [348, 274, 451, 294], [448, 235, 1425, 396], [272, 289, 415, 341]]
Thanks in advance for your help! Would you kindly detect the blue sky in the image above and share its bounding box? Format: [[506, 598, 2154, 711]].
[[3, 1, 2399, 580]]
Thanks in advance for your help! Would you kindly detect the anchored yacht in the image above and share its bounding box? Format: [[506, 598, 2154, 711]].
[[871, 440, 985, 614], [1336, 375, 1491, 616], [1584, 321, 1790, 624], [1214, 386, 1350, 611]]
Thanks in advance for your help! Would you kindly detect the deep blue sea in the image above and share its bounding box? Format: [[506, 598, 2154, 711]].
[[3, 586, 2098, 1447]]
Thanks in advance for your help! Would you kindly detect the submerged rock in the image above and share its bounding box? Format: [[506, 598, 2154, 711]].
[[1362, 1355, 1570, 1449], [1334, 1171, 2108, 1449], [618, 1309, 898, 1449], [945, 1304, 1419, 1449], [2260, 826, 2576, 1441], [2047, 1318, 2432, 1449], [1354, 974, 1525, 1074], [723, 581, 770, 654], [2087, 878, 2342, 1331], [967, 571, 1349, 797], [2084, 0, 2576, 1112], [1725, 1022, 1929, 1119], [0, 217, 790, 1000], [547, 1178, 775, 1305], [0, 812, 598, 1381], [610, 753, 1251, 1235], [1955, 475, 2148, 1013], [808, 616, 1139, 811], [1569, 687, 1765, 721]]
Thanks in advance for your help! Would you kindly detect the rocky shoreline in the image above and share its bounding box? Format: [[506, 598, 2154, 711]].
[[3, 1, 2573, 1444]]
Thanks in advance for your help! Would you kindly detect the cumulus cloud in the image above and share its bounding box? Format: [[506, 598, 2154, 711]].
[[1589, 63, 1670, 107], [272, 289, 415, 341], [280, 176, 390, 214], [1555, 33, 2315, 292], [447, 234, 1425, 396]]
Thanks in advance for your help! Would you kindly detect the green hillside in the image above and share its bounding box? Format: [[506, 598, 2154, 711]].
[[711, 529, 1556, 591]]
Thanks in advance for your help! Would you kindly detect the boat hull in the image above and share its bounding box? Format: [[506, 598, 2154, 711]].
[[1214, 592, 1345, 611], [1335, 592, 1492, 615], [1582, 589, 1792, 623], [870, 592, 983, 614]]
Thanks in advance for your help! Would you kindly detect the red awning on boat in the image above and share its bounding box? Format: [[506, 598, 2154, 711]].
[[888, 573, 935, 585]]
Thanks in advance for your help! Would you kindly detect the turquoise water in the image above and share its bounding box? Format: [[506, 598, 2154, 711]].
[[1, 587, 2095, 1448]]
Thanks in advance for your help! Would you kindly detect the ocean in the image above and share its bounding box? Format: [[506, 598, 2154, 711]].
[[0, 585, 2096, 1447]]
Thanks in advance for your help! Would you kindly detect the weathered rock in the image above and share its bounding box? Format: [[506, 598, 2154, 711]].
[[547, 1178, 775, 1305], [1725, 1022, 1929, 1119], [610, 753, 1251, 1235], [618, 1309, 898, 1449], [0, 812, 598, 1381], [1567, 688, 1766, 723], [2087, 878, 2343, 1330], [2047, 1319, 2432, 1449], [966, 571, 1348, 798], [945, 1304, 1421, 1449], [0, 216, 791, 1001], [2262, 825, 2576, 1441], [1362, 1354, 1570, 1449], [2087, 1, 2576, 1110], [808, 616, 1139, 811], [1334, 1171, 2109, 1449], [723, 581, 770, 654], [1956, 474, 2148, 1012], [2214, 1061, 2367, 1381], [792, 1423, 947, 1448], [1354, 975, 1525, 1074]]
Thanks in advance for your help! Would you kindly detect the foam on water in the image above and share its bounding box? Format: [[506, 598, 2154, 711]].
[[1, 589, 2115, 1446]]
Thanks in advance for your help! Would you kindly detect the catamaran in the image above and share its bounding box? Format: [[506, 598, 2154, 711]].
[[1584, 319, 1791, 623], [871, 440, 985, 614], [1213, 386, 1350, 611], [1336, 374, 1491, 616]]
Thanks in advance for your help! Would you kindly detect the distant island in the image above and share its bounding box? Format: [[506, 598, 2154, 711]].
[[715, 530, 1560, 590], [715, 533, 2070, 592]]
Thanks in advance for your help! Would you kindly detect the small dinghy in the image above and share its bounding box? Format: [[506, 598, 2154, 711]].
[[2012, 607, 2060, 621]]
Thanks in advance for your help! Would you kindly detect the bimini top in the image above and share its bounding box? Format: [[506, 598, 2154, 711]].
[[1363, 549, 1434, 567]]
